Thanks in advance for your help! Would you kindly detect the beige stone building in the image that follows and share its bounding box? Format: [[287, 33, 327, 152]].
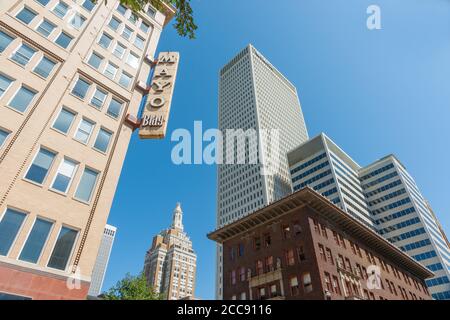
[[0, 0, 174, 299], [144, 203, 197, 300]]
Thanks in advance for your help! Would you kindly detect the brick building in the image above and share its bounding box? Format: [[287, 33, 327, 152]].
[[208, 188, 433, 300]]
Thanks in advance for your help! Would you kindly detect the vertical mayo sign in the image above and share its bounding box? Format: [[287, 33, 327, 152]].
[[139, 52, 180, 139]]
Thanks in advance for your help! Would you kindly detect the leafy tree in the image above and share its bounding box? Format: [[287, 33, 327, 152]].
[[103, 272, 164, 300], [96, 0, 197, 39]]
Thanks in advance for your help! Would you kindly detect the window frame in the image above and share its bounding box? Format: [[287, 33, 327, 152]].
[[0, 207, 28, 257], [49, 157, 79, 194], [17, 215, 54, 264], [73, 117, 95, 145], [51, 106, 77, 135], [73, 166, 100, 204], [46, 224, 79, 271], [23, 146, 57, 186]]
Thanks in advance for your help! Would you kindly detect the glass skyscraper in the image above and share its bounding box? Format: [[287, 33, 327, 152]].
[[288, 133, 450, 299]]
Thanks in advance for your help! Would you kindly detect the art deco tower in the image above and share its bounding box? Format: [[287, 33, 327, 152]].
[[144, 203, 197, 300]]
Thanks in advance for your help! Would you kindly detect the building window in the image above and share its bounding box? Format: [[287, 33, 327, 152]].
[[238, 243, 244, 257], [231, 270, 236, 285], [147, 6, 156, 17], [297, 246, 306, 262], [338, 234, 346, 248], [303, 273, 313, 293], [140, 21, 151, 33], [55, 31, 73, 49], [25, 148, 56, 184], [115, 45, 129, 62], [9, 86, 37, 113], [324, 272, 333, 293], [333, 231, 339, 246], [18, 218, 53, 263], [270, 284, 277, 297], [254, 236, 261, 250], [52, 108, 76, 134], [239, 267, 246, 281], [117, 3, 127, 15], [332, 275, 341, 295], [240, 292, 246, 300], [98, 33, 113, 49], [74, 118, 94, 144], [318, 244, 326, 261], [107, 97, 123, 118], [87, 52, 103, 69], [74, 167, 99, 202], [35, 0, 51, 6], [36, 19, 56, 37], [325, 247, 333, 265], [134, 35, 145, 50], [0, 208, 27, 256], [129, 12, 138, 24], [121, 26, 133, 40], [104, 62, 118, 79], [0, 74, 13, 97], [258, 287, 266, 300], [108, 16, 121, 31], [47, 226, 78, 270], [33, 56, 57, 78], [293, 221, 302, 236], [290, 276, 299, 295], [16, 7, 37, 25], [90, 87, 107, 109], [320, 224, 327, 238], [119, 71, 132, 88], [93, 128, 112, 153], [0, 128, 10, 147], [52, 1, 69, 19], [256, 260, 263, 275], [285, 249, 295, 266], [265, 256, 273, 272], [51, 158, 78, 193], [82, 0, 96, 12], [127, 52, 140, 68], [282, 225, 290, 239], [11, 43, 36, 66], [0, 31, 15, 53], [264, 234, 271, 247], [70, 13, 86, 29], [71, 78, 91, 99], [229, 246, 235, 261]]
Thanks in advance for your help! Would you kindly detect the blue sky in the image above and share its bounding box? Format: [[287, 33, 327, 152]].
[[103, 0, 450, 299]]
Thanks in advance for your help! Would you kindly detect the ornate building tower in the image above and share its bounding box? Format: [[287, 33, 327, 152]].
[[144, 203, 197, 300]]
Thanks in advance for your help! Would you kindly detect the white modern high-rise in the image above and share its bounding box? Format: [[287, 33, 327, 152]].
[[288, 133, 374, 229], [288, 133, 450, 300], [88, 224, 116, 297], [216, 44, 309, 298]]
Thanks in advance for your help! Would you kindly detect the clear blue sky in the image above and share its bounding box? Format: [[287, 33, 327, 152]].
[[103, 0, 450, 299]]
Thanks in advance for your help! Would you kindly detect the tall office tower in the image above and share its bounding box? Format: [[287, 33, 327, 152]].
[[216, 44, 309, 298], [88, 224, 116, 297], [0, 1, 175, 299], [287, 133, 374, 229], [144, 203, 197, 300], [361, 156, 450, 300], [288, 133, 450, 300]]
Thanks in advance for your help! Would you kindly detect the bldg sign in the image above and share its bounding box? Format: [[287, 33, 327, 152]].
[[139, 52, 180, 139]]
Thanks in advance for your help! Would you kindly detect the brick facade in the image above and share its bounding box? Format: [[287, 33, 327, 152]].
[[209, 188, 433, 300]]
